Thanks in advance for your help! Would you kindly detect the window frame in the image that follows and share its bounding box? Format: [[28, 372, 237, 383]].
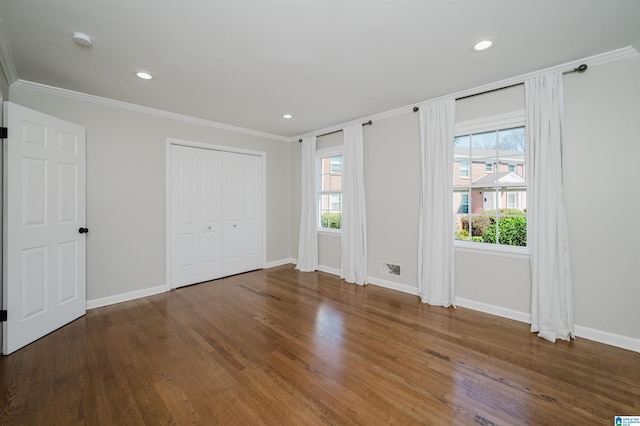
[[317, 146, 343, 234], [454, 111, 528, 256]]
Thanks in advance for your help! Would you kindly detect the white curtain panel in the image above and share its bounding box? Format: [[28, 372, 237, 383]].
[[296, 136, 318, 272], [418, 98, 456, 306], [525, 72, 574, 342], [340, 124, 368, 285]]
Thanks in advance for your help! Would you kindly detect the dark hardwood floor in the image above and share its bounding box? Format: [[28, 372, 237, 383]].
[[1, 264, 638, 425]]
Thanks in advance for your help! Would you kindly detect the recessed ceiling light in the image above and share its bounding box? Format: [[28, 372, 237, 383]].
[[72, 32, 93, 47], [134, 71, 154, 80], [282, 114, 293, 119], [473, 39, 493, 51]]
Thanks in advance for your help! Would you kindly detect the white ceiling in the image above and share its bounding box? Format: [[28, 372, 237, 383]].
[[1, 0, 639, 138]]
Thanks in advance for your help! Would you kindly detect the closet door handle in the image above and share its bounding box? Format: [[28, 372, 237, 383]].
[[79, 227, 89, 234]]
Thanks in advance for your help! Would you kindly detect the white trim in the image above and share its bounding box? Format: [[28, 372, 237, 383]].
[[0, 21, 17, 84], [11, 80, 289, 142], [574, 325, 640, 353], [317, 264, 341, 276], [316, 146, 343, 158], [455, 242, 529, 260], [86, 285, 167, 310], [455, 297, 640, 353], [168, 138, 267, 157], [264, 258, 295, 268], [318, 228, 341, 236], [367, 276, 419, 296], [165, 138, 267, 290], [455, 297, 532, 324], [292, 47, 639, 142]]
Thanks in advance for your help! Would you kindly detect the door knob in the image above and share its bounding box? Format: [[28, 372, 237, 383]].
[[79, 227, 89, 234]]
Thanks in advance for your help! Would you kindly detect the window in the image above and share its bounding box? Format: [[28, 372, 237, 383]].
[[460, 160, 470, 178], [318, 148, 342, 230], [459, 193, 469, 214], [453, 125, 526, 247]]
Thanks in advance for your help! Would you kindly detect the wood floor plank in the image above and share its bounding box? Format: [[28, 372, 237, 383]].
[[1, 264, 639, 425]]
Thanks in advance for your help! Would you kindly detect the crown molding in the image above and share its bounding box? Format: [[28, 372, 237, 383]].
[[11, 80, 290, 142], [293, 46, 640, 142], [0, 19, 18, 85]]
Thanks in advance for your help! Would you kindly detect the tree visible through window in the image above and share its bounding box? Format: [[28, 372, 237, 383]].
[[319, 154, 342, 229], [453, 126, 527, 246]]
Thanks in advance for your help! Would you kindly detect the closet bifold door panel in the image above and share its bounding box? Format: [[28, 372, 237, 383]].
[[170, 145, 263, 289], [222, 152, 263, 277], [170, 145, 223, 288]]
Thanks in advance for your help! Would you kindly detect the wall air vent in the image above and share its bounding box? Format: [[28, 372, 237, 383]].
[[381, 262, 401, 277]]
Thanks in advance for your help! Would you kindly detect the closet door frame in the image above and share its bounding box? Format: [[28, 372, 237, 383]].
[[165, 138, 266, 291]]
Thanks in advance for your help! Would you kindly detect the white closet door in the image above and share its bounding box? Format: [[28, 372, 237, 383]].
[[170, 145, 222, 288], [222, 152, 262, 276]]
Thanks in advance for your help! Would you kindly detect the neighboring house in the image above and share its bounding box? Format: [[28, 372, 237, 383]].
[[453, 146, 526, 217]]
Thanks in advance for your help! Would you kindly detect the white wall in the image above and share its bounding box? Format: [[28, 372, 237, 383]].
[[9, 84, 292, 303], [563, 56, 640, 340], [291, 54, 640, 348]]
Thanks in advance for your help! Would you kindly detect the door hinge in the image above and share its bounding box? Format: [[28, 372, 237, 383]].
[[0, 127, 7, 139], [0, 310, 6, 322]]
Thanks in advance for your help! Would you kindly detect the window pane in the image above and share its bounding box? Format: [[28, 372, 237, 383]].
[[319, 154, 343, 230], [330, 156, 342, 173], [453, 125, 526, 247], [329, 175, 342, 191]]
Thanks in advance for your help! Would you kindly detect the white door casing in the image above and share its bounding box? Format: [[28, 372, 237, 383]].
[[3, 102, 86, 355]]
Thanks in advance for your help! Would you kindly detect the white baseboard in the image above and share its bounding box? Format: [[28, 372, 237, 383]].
[[455, 297, 532, 324], [264, 258, 295, 268], [317, 264, 341, 276], [367, 276, 419, 296], [86, 284, 168, 310], [574, 325, 640, 353], [455, 297, 640, 353]]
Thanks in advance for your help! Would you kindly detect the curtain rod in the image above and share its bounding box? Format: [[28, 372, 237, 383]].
[[298, 120, 373, 143], [412, 64, 588, 111]]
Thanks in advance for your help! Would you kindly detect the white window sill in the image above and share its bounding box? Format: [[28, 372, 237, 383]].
[[455, 240, 529, 260], [318, 229, 341, 236]]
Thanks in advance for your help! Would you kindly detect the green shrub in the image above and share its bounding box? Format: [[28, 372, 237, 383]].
[[482, 208, 525, 217], [321, 212, 342, 229], [456, 229, 470, 240], [460, 215, 492, 236], [482, 216, 527, 246]]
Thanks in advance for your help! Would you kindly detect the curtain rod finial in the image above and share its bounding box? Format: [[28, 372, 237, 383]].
[[575, 64, 587, 73], [413, 106, 419, 112]]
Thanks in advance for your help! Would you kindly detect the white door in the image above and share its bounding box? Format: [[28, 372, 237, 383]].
[[170, 146, 262, 287], [3, 102, 86, 355], [222, 152, 262, 276], [170, 145, 223, 288]]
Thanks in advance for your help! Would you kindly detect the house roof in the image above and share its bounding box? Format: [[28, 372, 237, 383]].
[[454, 147, 525, 163], [0, 1, 639, 138], [472, 172, 525, 185]]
